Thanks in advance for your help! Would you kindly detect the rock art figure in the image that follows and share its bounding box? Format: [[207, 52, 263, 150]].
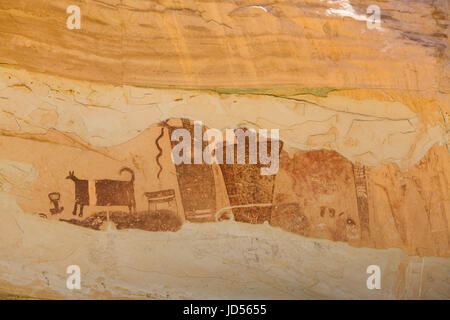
[[66, 167, 136, 217], [48, 192, 64, 215], [144, 189, 177, 214]]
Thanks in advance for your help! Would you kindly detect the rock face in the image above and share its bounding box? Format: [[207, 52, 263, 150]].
[[273, 146, 450, 257], [1, 0, 448, 90], [0, 0, 449, 299]]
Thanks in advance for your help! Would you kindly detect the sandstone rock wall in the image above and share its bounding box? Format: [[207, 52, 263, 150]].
[[0, 0, 448, 299]]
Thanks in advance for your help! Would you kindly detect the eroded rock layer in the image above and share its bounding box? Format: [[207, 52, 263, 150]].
[[0, 0, 448, 90], [0, 0, 449, 299]]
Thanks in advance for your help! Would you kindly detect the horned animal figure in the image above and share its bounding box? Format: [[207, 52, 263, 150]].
[[66, 167, 137, 217]]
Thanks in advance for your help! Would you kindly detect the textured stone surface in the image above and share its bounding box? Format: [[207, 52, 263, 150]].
[[0, 0, 449, 299], [0, 0, 448, 90], [0, 212, 449, 299]]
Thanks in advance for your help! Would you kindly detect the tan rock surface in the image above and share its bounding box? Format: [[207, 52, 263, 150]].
[[0, 0, 449, 299], [1, 211, 449, 299], [0, 0, 448, 90]]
